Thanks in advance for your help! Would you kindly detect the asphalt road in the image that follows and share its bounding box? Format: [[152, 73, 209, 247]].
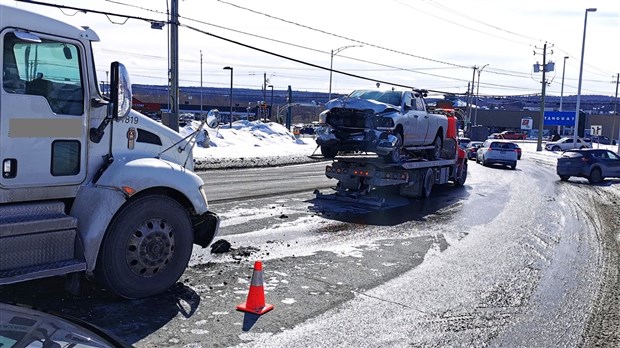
[[1, 157, 619, 347]]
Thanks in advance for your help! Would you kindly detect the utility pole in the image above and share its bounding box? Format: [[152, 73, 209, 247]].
[[263, 72, 267, 122], [200, 50, 203, 118], [167, 0, 179, 131], [613, 73, 619, 153], [534, 42, 553, 151], [466, 66, 477, 133]]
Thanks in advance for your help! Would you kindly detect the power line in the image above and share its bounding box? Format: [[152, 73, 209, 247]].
[[216, 0, 470, 69]]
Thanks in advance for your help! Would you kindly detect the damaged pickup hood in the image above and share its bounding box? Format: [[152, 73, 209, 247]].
[[325, 96, 399, 115]]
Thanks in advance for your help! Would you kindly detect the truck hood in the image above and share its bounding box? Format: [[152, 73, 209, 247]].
[[113, 110, 195, 170], [325, 97, 399, 114]]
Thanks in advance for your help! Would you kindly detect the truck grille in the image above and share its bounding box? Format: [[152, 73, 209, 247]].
[[326, 108, 374, 129]]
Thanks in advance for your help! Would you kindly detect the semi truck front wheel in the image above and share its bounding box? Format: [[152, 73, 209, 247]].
[[95, 195, 193, 299]]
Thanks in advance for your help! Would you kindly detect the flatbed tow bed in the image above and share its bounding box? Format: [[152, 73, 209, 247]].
[[314, 148, 467, 208]]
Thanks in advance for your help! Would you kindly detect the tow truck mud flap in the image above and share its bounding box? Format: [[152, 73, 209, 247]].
[[310, 189, 410, 214]]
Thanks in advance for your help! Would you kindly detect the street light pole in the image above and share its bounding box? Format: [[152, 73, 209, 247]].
[[559, 56, 569, 111], [474, 64, 489, 127], [328, 45, 362, 102], [558, 56, 569, 136], [573, 8, 597, 147], [223, 66, 233, 128], [267, 85, 274, 121]]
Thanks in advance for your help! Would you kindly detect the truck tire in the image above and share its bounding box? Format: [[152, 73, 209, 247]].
[[321, 145, 338, 158], [95, 195, 193, 299], [422, 168, 434, 198], [427, 135, 443, 160], [455, 162, 467, 186], [384, 133, 403, 163]]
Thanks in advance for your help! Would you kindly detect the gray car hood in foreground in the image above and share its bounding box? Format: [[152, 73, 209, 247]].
[[325, 97, 399, 114]]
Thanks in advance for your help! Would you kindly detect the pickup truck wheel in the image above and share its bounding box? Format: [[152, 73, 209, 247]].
[[427, 135, 443, 160], [95, 195, 193, 299], [552, 145, 561, 151], [321, 146, 338, 158], [422, 168, 434, 198], [384, 133, 403, 163]]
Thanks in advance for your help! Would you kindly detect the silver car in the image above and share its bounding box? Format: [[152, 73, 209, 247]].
[[476, 139, 518, 170], [545, 137, 591, 151]]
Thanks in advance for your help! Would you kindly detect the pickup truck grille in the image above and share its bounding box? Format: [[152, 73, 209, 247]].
[[326, 108, 374, 129]]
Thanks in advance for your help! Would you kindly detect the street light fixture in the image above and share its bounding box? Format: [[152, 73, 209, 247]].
[[474, 64, 489, 126], [328, 45, 362, 102], [267, 85, 274, 121], [223, 66, 233, 128], [573, 8, 596, 147]]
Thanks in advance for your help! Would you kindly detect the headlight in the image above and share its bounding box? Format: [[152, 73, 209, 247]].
[[375, 117, 395, 128]]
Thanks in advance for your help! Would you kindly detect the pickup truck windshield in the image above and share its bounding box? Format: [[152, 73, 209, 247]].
[[349, 90, 402, 107]]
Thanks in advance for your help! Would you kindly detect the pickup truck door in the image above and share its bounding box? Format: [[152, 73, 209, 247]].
[[411, 96, 430, 145], [0, 30, 88, 190]]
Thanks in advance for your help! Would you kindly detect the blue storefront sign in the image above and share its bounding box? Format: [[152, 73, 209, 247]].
[[544, 111, 575, 126]]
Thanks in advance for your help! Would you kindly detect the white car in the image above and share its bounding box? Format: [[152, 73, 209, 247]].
[[476, 139, 518, 170], [545, 137, 591, 151], [316, 89, 448, 162]]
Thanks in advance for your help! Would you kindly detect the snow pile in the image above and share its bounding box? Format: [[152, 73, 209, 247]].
[[180, 120, 320, 170]]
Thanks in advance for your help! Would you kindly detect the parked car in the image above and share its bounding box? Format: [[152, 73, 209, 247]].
[[476, 139, 518, 169], [465, 141, 483, 160], [590, 135, 611, 145], [515, 143, 522, 160], [545, 137, 591, 151], [316, 89, 448, 162], [557, 149, 620, 183], [0, 302, 129, 347], [494, 130, 527, 140]]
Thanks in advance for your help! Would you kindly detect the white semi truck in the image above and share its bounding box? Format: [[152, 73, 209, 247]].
[[0, 4, 220, 299]]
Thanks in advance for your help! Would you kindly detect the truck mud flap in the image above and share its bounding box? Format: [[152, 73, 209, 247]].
[[310, 189, 410, 214]]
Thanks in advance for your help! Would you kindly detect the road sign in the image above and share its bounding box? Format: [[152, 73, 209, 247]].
[[521, 117, 533, 130], [591, 125, 602, 136]]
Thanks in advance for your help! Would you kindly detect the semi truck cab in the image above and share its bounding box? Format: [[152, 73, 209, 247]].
[[0, 4, 220, 299]]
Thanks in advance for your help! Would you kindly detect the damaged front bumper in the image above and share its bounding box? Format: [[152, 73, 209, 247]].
[[315, 125, 399, 156]]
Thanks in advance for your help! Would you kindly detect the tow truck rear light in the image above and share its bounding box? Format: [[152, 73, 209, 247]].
[[326, 165, 332, 172], [336, 168, 342, 174]]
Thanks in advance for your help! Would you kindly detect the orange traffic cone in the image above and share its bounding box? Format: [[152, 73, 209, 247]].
[[236, 261, 274, 315]]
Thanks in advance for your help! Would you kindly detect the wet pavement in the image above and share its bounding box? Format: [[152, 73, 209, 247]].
[[1, 157, 619, 347]]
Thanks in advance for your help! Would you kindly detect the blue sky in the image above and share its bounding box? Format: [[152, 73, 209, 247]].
[[3, 0, 619, 97]]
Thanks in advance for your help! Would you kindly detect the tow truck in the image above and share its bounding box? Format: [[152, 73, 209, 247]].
[[315, 104, 467, 207], [0, 4, 219, 299]]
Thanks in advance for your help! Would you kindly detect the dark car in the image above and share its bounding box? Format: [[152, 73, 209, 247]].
[[590, 135, 611, 145], [515, 143, 522, 160], [556, 149, 620, 183], [0, 302, 129, 348], [465, 141, 483, 160]]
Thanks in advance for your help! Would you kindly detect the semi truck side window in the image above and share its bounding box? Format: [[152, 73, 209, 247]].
[[2, 32, 84, 115]]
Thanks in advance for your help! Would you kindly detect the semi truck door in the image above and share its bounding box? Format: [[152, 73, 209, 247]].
[[0, 31, 87, 189]]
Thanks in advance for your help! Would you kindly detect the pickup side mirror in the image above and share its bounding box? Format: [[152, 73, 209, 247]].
[[109, 61, 132, 120]]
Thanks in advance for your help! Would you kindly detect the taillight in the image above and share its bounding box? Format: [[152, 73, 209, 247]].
[[581, 157, 590, 163]]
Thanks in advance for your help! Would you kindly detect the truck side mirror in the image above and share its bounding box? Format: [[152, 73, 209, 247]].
[[206, 109, 220, 128], [109, 61, 132, 120]]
